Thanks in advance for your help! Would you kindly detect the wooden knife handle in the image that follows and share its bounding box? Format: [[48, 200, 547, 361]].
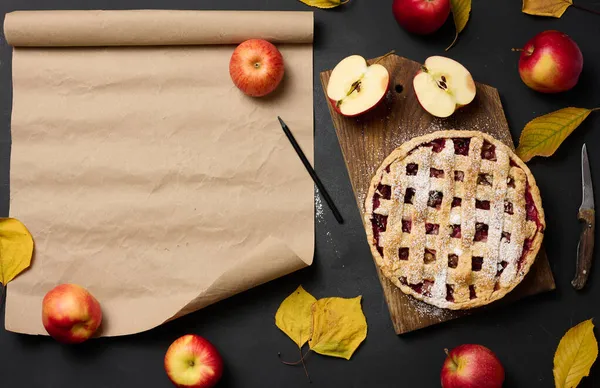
[[572, 209, 595, 290]]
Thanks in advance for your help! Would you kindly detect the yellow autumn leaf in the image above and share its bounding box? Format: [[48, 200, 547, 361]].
[[298, 0, 348, 9], [0, 218, 34, 286], [275, 286, 317, 348], [516, 107, 596, 162], [554, 319, 598, 388], [522, 0, 572, 18], [308, 296, 367, 360], [446, 0, 471, 51]]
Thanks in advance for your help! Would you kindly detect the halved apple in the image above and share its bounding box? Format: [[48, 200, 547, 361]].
[[413, 56, 476, 118], [327, 55, 390, 117]]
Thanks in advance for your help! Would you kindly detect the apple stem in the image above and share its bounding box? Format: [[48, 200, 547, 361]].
[[373, 50, 396, 65], [571, 3, 600, 16], [444, 348, 458, 369]]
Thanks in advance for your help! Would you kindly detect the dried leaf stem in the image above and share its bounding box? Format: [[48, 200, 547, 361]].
[[278, 349, 312, 383], [446, 33, 460, 52], [571, 2, 600, 16]]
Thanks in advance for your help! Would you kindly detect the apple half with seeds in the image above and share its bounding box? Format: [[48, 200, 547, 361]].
[[327, 55, 390, 117], [413, 56, 476, 118]]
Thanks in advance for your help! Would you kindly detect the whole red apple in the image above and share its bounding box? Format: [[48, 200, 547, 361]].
[[392, 0, 451, 35], [42, 283, 102, 344], [229, 39, 285, 97], [164, 334, 224, 388], [517, 30, 583, 93], [441, 344, 504, 388]]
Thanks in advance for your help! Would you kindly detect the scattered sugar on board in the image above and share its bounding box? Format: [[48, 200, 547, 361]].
[[315, 188, 324, 223], [325, 230, 341, 259], [408, 296, 452, 319]]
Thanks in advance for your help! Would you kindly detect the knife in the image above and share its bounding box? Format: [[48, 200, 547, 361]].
[[572, 143, 595, 290]]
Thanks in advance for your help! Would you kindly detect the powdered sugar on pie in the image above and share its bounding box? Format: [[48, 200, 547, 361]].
[[364, 131, 545, 310]]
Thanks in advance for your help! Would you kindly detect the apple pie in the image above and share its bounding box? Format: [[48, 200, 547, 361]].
[[364, 131, 545, 310]]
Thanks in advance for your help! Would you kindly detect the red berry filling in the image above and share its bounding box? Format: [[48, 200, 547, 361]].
[[474, 223, 488, 242], [477, 173, 493, 186], [410, 282, 423, 294], [525, 184, 541, 226], [507, 177, 515, 188], [475, 200, 490, 210], [481, 140, 497, 161], [448, 254, 459, 268], [424, 248, 436, 264], [471, 256, 483, 271], [502, 231, 511, 242], [372, 193, 381, 211], [451, 197, 462, 207], [377, 184, 391, 200], [406, 163, 418, 176], [371, 213, 388, 256], [469, 285, 477, 300], [497, 261, 508, 276], [430, 168, 445, 178], [402, 220, 412, 233], [404, 188, 415, 204], [504, 200, 513, 215], [453, 138, 470, 156], [450, 225, 461, 238], [446, 284, 455, 302], [399, 247, 409, 260], [411, 280, 434, 296], [518, 238, 533, 271], [428, 191, 443, 208], [426, 139, 446, 153], [454, 171, 464, 182], [425, 223, 439, 235]]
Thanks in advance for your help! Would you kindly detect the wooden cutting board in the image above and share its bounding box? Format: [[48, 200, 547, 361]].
[[320, 54, 555, 335]]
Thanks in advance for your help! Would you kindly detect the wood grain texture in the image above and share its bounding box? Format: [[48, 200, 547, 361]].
[[573, 209, 595, 290], [320, 54, 556, 334]]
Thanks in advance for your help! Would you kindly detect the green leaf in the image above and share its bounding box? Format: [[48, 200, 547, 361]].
[[446, 0, 472, 51], [554, 319, 598, 388], [522, 0, 572, 18], [298, 0, 349, 9], [516, 107, 595, 162]]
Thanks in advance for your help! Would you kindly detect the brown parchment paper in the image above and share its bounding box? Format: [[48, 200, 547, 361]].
[[3, 10, 315, 337]]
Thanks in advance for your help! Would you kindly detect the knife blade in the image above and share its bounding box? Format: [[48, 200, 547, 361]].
[[572, 143, 595, 290]]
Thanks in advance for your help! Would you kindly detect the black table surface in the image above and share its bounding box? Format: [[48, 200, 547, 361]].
[[1, 1, 600, 387]]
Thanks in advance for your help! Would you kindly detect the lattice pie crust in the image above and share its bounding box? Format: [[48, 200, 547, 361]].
[[364, 131, 545, 310]]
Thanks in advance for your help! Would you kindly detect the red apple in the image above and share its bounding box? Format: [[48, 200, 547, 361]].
[[441, 344, 505, 388], [413, 56, 476, 118], [164, 334, 224, 388], [327, 55, 390, 117], [517, 30, 583, 93], [392, 0, 451, 35], [229, 39, 285, 97], [42, 284, 102, 344]]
